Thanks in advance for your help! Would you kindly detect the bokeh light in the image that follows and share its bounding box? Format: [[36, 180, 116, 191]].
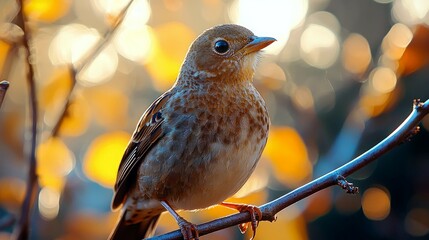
[[392, 0, 429, 25], [362, 187, 391, 221], [91, 0, 151, 27], [342, 33, 372, 75], [38, 187, 60, 220], [49, 24, 118, 86], [56, 94, 91, 137], [405, 208, 429, 237], [370, 67, 397, 94], [24, 0, 71, 22], [145, 22, 196, 91], [300, 24, 340, 69], [305, 189, 332, 221], [382, 23, 413, 61], [0, 178, 25, 209], [263, 127, 312, 188], [83, 132, 131, 188], [0, 40, 11, 73], [292, 86, 314, 111], [84, 87, 129, 129], [230, 0, 308, 54], [334, 192, 362, 215], [114, 24, 154, 62], [257, 208, 308, 240], [256, 62, 287, 91], [36, 137, 75, 190]]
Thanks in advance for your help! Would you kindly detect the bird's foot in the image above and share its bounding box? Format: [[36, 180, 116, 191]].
[[160, 200, 199, 240], [177, 216, 199, 240], [220, 202, 262, 239]]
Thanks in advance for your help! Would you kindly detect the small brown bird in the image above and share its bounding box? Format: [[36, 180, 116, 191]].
[[109, 24, 275, 240]]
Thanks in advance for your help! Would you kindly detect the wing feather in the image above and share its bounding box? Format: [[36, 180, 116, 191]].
[[112, 91, 172, 209]]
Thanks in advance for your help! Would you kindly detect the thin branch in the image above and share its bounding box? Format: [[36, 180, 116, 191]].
[[12, 1, 39, 239], [50, 66, 75, 137], [150, 99, 429, 240], [51, 0, 134, 137], [0, 80, 9, 109]]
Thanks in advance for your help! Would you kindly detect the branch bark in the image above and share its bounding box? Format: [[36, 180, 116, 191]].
[[12, 1, 39, 239], [149, 99, 429, 240]]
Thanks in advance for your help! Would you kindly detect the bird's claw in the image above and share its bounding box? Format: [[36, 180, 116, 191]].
[[220, 202, 262, 240], [177, 216, 199, 240]]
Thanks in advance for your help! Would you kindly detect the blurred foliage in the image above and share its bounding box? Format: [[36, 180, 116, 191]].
[[1, 0, 429, 239]]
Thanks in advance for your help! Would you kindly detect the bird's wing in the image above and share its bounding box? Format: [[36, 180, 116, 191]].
[[112, 91, 172, 209]]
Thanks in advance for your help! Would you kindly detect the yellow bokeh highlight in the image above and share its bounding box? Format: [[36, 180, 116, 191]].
[[24, 0, 71, 22], [83, 131, 131, 188], [263, 127, 312, 188], [359, 90, 397, 118], [362, 187, 391, 221], [59, 94, 91, 137], [37, 137, 75, 190], [0, 40, 11, 73], [84, 87, 128, 129], [202, 190, 268, 221], [370, 67, 397, 94], [40, 69, 90, 136], [145, 22, 196, 91], [257, 209, 308, 240], [342, 33, 371, 75], [40, 68, 73, 109], [382, 23, 413, 60]]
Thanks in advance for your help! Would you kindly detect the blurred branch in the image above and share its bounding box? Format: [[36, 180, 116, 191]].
[[0, 80, 9, 109], [150, 99, 429, 240], [50, 66, 75, 137], [12, 1, 39, 239], [51, 0, 134, 137]]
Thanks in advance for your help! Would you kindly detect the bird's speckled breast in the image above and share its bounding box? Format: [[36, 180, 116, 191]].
[[137, 81, 269, 210]]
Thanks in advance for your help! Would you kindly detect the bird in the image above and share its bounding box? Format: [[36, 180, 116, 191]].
[[109, 24, 275, 240]]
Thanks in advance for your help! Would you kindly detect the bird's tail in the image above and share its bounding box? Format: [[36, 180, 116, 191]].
[[108, 210, 160, 240]]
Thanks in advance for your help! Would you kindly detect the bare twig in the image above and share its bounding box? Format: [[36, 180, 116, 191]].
[[51, 0, 134, 137], [336, 175, 359, 194], [150, 99, 429, 240], [0, 80, 9, 109], [12, 1, 39, 239], [50, 66, 75, 137]]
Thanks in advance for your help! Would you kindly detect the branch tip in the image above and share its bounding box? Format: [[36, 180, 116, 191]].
[[413, 98, 426, 109], [0, 80, 9, 89], [0, 80, 10, 109], [337, 176, 359, 194]]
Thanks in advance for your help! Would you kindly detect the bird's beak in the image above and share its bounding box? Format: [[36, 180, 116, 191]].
[[242, 36, 276, 55]]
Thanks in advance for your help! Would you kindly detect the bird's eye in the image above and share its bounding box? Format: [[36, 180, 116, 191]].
[[213, 39, 229, 54]]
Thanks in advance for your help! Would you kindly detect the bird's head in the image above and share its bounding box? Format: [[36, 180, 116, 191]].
[[179, 24, 276, 84]]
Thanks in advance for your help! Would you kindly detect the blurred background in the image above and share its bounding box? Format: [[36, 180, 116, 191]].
[[1, 0, 429, 239]]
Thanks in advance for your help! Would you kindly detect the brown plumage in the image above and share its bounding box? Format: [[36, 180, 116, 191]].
[[109, 24, 275, 240]]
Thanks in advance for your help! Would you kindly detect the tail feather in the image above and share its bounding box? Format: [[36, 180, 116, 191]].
[[109, 211, 160, 240]]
